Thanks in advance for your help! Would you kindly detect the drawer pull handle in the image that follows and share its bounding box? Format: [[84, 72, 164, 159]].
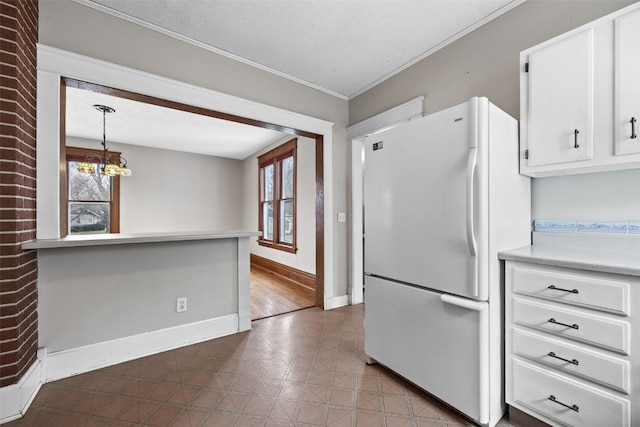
[[548, 395, 579, 412], [574, 129, 580, 148], [548, 351, 579, 365], [548, 318, 579, 329], [631, 117, 637, 139], [548, 284, 578, 294]]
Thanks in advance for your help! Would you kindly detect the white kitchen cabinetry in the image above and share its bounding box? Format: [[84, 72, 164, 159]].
[[520, 2, 640, 177], [615, 7, 640, 156], [524, 29, 594, 169], [505, 261, 639, 426]]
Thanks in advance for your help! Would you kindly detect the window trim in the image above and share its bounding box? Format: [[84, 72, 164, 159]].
[[66, 146, 121, 234], [257, 138, 297, 253]]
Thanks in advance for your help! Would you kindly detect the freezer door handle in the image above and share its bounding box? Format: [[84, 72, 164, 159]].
[[466, 147, 478, 297], [441, 294, 486, 311]]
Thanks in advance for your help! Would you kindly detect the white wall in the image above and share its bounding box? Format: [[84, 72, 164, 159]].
[[242, 136, 316, 274], [67, 136, 244, 233], [532, 169, 640, 221]]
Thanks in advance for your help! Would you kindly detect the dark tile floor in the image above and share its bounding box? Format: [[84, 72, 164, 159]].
[[5, 304, 516, 426]]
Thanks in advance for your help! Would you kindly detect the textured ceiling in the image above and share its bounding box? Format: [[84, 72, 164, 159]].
[[79, 0, 524, 99], [67, 0, 525, 159]]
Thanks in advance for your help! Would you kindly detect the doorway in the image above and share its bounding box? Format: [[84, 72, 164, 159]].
[[60, 77, 325, 310], [250, 264, 315, 320]]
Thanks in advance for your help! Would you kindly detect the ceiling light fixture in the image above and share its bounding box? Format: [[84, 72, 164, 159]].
[[77, 104, 131, 177]]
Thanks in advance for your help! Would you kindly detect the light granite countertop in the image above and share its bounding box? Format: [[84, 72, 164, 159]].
[[22, 230, 261, 250], [499, 232, 640, 277]]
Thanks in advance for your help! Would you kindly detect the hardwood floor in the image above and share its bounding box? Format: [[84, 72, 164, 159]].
[[250, 265, 315, 320]]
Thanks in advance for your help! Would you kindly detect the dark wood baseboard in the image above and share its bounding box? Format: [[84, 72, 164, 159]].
[[508, 407, 551, 427], [250, 254, 316, 290]]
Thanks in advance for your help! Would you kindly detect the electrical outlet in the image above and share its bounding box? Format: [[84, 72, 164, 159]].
[[338, 212, 346, 223], [176, 297, 187, 312]]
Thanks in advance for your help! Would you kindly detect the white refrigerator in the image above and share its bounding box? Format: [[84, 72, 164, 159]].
[[364, 97, 530, 427]]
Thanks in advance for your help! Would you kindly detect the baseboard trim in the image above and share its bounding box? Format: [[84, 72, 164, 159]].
[[45, 314, 239, 383], [238, 308, 252, 332], [250, 254, 316, 290], [324, 294, 350, 310], [0, 350, 45, 424], [508, 407, 551, 427]]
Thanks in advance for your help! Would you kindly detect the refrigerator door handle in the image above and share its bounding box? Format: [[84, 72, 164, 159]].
[[441, 294, 486, 311], [466, 147, 479, 296], [466, 147, 477, 259]]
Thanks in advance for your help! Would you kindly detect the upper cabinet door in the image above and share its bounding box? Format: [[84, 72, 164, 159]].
[[525, 29, 594, 169], [520, 2, 640, 178], [615, 8, 640, 156]]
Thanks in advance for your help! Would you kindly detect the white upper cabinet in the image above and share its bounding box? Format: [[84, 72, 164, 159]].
[[520, 3, 640, 177], [526, 29, 594, 168], [615, 8, 640, 156]]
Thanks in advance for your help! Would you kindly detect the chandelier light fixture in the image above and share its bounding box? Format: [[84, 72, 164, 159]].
[[77, 104, 132, 177]]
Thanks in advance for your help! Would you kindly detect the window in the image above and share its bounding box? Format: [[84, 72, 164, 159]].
[[258, 138, 297, 253], [66, 146, 120, 235]]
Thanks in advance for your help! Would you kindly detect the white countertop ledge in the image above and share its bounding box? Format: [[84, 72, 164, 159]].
[[22, 230, 261, 250], [500, 232, 640, 277], [499, 244, 640, 277]]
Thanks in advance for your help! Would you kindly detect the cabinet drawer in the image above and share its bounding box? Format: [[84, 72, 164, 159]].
[[512, 359, 630, 427], [513, 266, 630, 315], [513, 298, 630, 354], [513, 327, 630, 393]]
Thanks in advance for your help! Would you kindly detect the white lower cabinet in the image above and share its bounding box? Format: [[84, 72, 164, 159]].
[[506, 262, 638, 426], [513, 328, 630, 394], [513, 359, 629, 426]]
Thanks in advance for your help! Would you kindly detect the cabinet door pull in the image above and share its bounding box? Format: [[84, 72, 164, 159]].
[[574, 129, 580, 148], [548, 395, 579, 412], [631, 117, 637, 139], [548, 318, 579, 329], [547, 284, 579, 294], [547, 351, 579, 365]]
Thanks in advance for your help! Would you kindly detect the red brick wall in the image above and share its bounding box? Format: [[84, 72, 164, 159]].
[[0, 0, 39, 388]]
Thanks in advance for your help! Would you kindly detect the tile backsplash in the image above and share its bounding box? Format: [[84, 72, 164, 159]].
[[534, 220, 640, 235]]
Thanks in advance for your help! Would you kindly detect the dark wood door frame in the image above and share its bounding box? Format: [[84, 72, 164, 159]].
[[61, 78, 325, 309]]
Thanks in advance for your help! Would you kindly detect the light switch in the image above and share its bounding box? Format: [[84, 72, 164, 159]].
[[338, 212, 346, 223]]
